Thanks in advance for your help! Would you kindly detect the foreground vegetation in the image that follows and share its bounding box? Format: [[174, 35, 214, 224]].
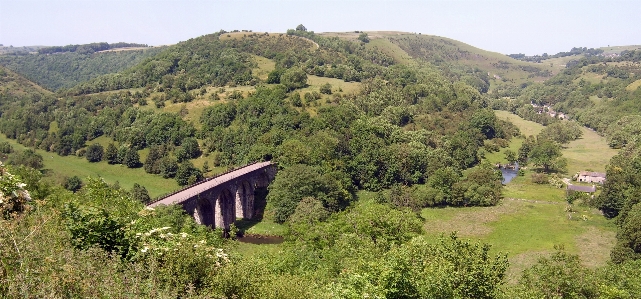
[[3, 162, 641, 298]]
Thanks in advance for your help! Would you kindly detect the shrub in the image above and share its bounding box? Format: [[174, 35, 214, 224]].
[[64, 176, 83, 192], [6, 149, 44, 169], [0, 141, 14, 154], [531, 173, 548, 184], [290, 93, 302, 107], [320, 83, 332, 94], [280, 68, 307, 91]]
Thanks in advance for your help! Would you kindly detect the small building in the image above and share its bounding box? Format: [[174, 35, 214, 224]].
[[567, 184, 596, 193], [577, 171, 606, 184]]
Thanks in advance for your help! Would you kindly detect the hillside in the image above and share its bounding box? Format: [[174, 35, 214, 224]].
[[0, 46, 165, 91], [321, 32, 555, 94], [0, 27, 506, 192], [492, 47, 641, 148], [0, 65, 52, 97]]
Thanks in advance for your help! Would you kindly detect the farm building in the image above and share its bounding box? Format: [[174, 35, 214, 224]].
[[567, 184, 596, 193], [577, 171, 606, 184], [566, 184, 597, 199]]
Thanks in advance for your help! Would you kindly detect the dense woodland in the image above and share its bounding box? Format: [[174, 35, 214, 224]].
[[2, 26, 641, 297], [0, 46, 164, 90]]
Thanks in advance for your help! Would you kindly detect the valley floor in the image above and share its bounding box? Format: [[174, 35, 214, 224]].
[[234, 110, 619, 283]]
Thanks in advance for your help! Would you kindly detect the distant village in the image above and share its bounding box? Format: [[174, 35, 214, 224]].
[[530, 101, 566, 119]]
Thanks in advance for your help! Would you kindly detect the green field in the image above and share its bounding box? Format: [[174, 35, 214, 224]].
[[437, 110, 622, 279], [494, 110, 544, 136], [563, 126, 618, 174], [421, 176, 616, 282], [492, 110, 617, 174], [626, 78, 641, 91], [422, 198, 616, 282], [0, 134, 179, 197]]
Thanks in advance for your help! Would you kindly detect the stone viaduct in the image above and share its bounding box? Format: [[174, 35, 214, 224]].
[[147, 161, 277, 230]]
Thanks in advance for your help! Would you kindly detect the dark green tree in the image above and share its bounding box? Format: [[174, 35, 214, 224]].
[[117, 146, 128, 165], [539, 121, 583, 144], [504, 149, 517, 164], [290, 93, 302, 107], [200, 103, 236, 131], [357, 32, 370, 43], [529, 139, 565, 173], [144, 145, 165, 174], [319, 83, 332, 94], [518, 135, 536, 164], [175, 161, 203, 186], [64, 176, 83, 192], [105, 143, 118, 164], [266, 164, 352, 223], [0, 141, 13, 154], [85, 144, 104, 162], [123, 147, 141, 168], [287, 197, 330, 225], [181, 137, 201, 160], [266, 68, 285, 84], [470, 108, 500, 139], [175, 148, 189, 163], [130, 183, 151, 204], [159, 156, 179, 178]]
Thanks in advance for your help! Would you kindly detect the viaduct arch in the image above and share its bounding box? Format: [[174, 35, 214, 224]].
[[147, 161, 277, 230]]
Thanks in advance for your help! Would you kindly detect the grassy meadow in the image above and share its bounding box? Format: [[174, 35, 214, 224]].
[[562, 126, 618, 174], [417, 110, 620, 280], [0, 134, 178, 198], [421, 199, 616, 281], [626, 78, 641, 91]]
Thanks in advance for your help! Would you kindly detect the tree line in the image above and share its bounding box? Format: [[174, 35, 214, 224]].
[[508, 46, 605, 63], [37, 42, 149, 55]]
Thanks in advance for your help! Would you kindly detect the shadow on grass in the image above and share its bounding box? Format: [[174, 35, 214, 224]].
[[234, 187, 268, 235], [233, 187, 285, 244]]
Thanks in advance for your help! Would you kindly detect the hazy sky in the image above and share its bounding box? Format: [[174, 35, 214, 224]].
[[0, 0, 638, 55]]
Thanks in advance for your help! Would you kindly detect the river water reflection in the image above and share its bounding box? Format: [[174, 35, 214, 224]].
[[500, 163, 519, 184]]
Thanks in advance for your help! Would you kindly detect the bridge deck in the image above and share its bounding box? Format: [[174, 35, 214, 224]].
[[147, 161, 273, 207]]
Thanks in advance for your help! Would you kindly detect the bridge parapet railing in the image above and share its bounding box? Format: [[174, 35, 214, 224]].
[[146, 161, 267, 206]]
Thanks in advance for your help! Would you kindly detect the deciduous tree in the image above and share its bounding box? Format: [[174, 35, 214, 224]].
[[85, 143, 104, 162]]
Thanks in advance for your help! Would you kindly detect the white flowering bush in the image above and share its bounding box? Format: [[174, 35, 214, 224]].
[[0, 162, 31, 219], [134, 225, 228, 263], [123, 206, 229, 292], [548, 174, 565, 188]]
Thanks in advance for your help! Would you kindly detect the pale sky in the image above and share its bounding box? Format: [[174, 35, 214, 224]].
[[0, 0, 638, 55]]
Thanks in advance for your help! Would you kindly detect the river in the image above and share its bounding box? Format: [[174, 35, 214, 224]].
[[500, 163, 519, 184]]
